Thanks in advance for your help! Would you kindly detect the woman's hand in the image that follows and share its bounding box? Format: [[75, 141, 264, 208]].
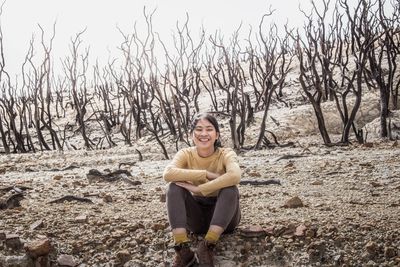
[[175, 182, 202, 194], [206, 171, 220, 180]]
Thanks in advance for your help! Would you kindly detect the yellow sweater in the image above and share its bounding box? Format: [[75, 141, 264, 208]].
[[163, 147, 241, 196]]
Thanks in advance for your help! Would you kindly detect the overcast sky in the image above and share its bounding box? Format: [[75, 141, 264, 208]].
[[2, 0, 321, 77]]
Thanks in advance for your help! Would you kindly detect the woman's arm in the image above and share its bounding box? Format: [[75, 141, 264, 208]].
[[198, 149, 241, 196], [163, 149, 208, 183], [206, 171, 220, 180]]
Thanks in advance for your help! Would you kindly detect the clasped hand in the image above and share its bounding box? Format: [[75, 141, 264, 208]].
[[175, 171, 220, 194]]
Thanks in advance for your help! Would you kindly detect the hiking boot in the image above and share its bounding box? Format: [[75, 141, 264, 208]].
[[172, 242, 196, 267], [196, 240, 215, 267]]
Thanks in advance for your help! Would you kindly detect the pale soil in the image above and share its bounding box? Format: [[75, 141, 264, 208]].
[[1, 83, 400, 266], [1, 134, 399, 266]]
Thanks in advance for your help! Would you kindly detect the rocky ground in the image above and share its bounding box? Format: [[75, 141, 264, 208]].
[[1, 135, 399, 266]]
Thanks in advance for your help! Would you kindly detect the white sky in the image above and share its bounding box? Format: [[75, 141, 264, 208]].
[[1, 0, 319, 78]]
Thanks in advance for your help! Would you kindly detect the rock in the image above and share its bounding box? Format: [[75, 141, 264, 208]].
[[116, 249, 131, 264], [365, 241, 378, 255], [311, 180, 323, 185], [111, 230, 126, 239], [0, 231, 6, 240], [294, 225, 307, 237], [159, 193, 166, 202], [248, 171, 261, 177], [35, 256, 49, 267], [72, 181, 82, 187], [5, 234, 23, 250], [384, 246, 397, 258], [53, 175, 63, 180], [270, 244, 287, 262], [24, 237, 51, 258], [281, 224, 297, 237], [57, 254, 78, 267], [239, 241, 252, 255], [333, 253, 343, 265], [75, 215, 88, 223], [2, 254, 34, 267], [71, 241, 84, 254], [283, 196, 304, 208], [239, 225, 266, 238], [218, 260, 238, 267], [307, 240, 327, 262], [363, 142, 374, 148], [264, 226, 275, 236], [102, 194, 113, 203], [151, 223, 167, 231], [29, 219, 44, 231], [370, 181, 382, 187]]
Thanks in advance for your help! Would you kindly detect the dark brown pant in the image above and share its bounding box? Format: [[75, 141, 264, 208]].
[[166, 183, 241, 234]]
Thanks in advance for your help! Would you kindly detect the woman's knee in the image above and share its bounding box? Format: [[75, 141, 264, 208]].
[[218, 186, 239, 200], [166, 183, 187, 197]]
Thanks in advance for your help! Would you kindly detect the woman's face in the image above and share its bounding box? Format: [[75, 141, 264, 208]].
[[192, 118, 219, 151]]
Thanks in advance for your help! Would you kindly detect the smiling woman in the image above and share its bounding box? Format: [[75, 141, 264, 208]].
[[1, 0, 311, 78], [191, 114, 221, 157], [163, 112, 241, 267]]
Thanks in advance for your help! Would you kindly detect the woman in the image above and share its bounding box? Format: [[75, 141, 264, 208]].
[[163, 113, 241, 267]]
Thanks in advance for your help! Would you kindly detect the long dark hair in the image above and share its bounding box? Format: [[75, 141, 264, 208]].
[[190, 113, 222, 148]]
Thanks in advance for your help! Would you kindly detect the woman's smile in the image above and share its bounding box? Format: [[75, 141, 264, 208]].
[[192, 118, 219, 156]]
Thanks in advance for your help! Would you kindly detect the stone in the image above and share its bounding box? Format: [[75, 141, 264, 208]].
[[264, 226, 275, 236], [5, 234, 23, 250], [151, 223, 167, 231], [370, 181, 382, 187], [2, 254, 34, 267], [239, 225, 266, 238], [333, 254, 343, 264], [24, 238, 51, 258], [384, 246, 397, 258], [294, 225, 307, 237], [35, 256, 49, 267], [311, 180, 323, 185], [0, 231, 6, 240], [57, 254, 78, 267], [307, 240, 327, 262], [248, 171, 261, 177], [392, 140, 398, 147], [283, 196, 304, 208], [53, 175, 63, 180], [218, 260, 238, 267], [112, 230, 126, 239], [116, 249, 131, 264], [363, 142, 374, 148], [159, 193, 166, 202], [102, 194, 113, 203], [30, 219, 44, 231], [365, 241, 378, 255], [75, 215, 88, 223]]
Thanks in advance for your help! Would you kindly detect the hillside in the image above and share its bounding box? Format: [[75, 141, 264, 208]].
[[1, 98, 399, 266]]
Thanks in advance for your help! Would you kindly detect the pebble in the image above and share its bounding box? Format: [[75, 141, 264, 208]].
[[24, 237, 51, 258], [5, 234, 23, 250], [57, 254, 78, 267], [283, 196, 304, 208]]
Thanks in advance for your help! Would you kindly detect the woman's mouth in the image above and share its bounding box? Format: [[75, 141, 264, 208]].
[[197, 137, 210, 142]]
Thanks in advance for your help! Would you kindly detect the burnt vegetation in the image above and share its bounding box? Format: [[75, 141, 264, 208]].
[[0, 0, 399, 158]]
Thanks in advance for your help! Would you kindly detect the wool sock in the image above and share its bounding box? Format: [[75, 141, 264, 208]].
[[205, 230, 220, 244], [173, 232, 190, 245]]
